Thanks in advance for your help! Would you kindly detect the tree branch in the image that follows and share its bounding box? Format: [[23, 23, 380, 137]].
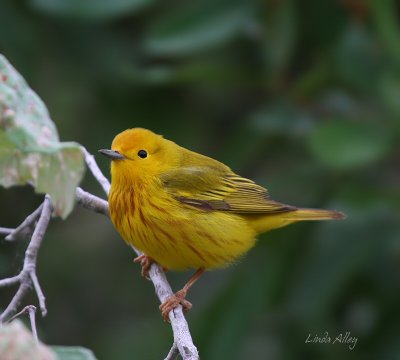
[[0, 195, 52, 323], [164, 342, 179, 360], [5, 202, 44, 242], [81, 146, 111, 195], [146, 261, 199, 359], [75, 187, 109, 216], [8, 305, 39, 344], [0, 227, 14, 235]]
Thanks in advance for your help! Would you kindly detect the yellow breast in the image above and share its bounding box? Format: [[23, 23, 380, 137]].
[[109, 183, 257, 271]]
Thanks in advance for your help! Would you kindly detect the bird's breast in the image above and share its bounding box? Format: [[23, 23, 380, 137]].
[[109, 184, 257, 270]]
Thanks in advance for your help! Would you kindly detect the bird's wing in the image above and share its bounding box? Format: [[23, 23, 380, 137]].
[[160, 166, 295, 214]]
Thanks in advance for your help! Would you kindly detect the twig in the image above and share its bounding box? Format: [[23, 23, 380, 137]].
[[135, 247, 199, 359], [0, 275, 21, 288], [0, 196, 52, 323], [28, 305, 39, 343], [164, 342, 180, 360], [8, 305, 38, 344], [75, 187, 109, 216], [5, 202, 44, 242], [0, 227, 14, 235], [30, 271, 47, 317], [80, 153, 199, 360], [81, 146, 111, 195]]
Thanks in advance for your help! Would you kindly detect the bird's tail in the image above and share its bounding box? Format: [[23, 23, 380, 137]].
[[282, 208, 346, 221], [249, 207, 345, 234]]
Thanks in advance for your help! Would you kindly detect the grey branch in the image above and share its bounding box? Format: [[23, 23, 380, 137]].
[[81, 146, 111, 195], [27, 305, 39, 343], [75, 187, 109, 216], [0, 227, 14, 235], [80, 152, 200, 360], [0, 196, 52, 323], [9, 305, 39, 344], [0, 275, 21, 288], [5, 202, 44, 242], [164, 342, 180, 360]]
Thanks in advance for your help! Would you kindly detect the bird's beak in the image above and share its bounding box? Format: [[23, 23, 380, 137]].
[[98, 149, 125, 160]]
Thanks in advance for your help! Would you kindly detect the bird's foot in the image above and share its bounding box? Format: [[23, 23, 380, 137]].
[[133, 254, 154, 279], [159, 289, 192, 322]]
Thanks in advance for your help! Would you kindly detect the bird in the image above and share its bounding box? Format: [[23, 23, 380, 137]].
[[99, 128, 344, 320]]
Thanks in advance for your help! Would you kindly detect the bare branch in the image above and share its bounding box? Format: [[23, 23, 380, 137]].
[[8, 305, 39, 344], [0, 275, 21, 288], [0, 227, 14, 235], [0, 279, 32, 323], [5, 202, 44, 242], [131, 248, 199, 359], [76, 187, 109, 216], [164, 342, 180, 360], [81, 146, 111, 195], [30, 271, 47, 317], [0, 196, 52, 323], [28, 305, 39, 343]]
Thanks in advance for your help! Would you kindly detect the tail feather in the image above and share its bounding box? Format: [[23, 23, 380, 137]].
[[283, 208, 346, 221]]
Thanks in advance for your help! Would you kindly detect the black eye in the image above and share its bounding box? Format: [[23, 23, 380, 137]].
[[137, 150, 148, 158]]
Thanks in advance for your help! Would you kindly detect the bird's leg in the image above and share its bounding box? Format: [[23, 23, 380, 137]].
[[134, 254, 154, 279], [160, 268, 205, 322]]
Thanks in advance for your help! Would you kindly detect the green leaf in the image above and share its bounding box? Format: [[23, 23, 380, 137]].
[[308, 120, 392, 170], [29, 0, 155, 21], [52, 346, 98, 360], [0, 54, 85, 218], [145, 0, 252, 56]]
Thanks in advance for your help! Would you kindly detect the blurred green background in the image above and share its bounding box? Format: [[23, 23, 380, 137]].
[[1, 0, 400, 359]]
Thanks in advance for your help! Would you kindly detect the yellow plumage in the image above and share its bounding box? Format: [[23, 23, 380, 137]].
[[105, 128, 344, 271]]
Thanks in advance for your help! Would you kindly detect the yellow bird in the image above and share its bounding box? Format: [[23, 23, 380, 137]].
[[99, 128, 344, 320]]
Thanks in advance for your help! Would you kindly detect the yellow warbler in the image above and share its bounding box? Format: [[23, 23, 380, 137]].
[[99, 128, 344, 319]]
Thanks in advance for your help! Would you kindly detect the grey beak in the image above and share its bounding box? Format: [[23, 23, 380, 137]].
[[98, 149, 125, 160]]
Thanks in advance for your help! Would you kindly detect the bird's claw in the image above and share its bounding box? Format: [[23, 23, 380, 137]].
[[134, 254, 154, 279], [159, 289, 192, 322]]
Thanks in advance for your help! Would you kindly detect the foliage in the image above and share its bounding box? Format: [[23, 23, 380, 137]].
[[0, 0, 399, 359], [0, 55, 85, 218], [0, 320, 97, 360]]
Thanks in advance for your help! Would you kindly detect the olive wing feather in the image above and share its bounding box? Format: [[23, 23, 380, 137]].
[[160, 166, 295, 214]]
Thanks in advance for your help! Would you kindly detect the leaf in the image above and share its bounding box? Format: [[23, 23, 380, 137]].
[[145, 0, 253, 56], [29, 0, 155, 21], [52, 346, 98, 360], [308, 120, 392, 170], [0, 320, 56, 360], [0, 54, 85, 218]]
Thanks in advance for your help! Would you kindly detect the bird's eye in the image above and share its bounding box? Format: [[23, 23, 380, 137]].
[[137, 150, 148, 159]]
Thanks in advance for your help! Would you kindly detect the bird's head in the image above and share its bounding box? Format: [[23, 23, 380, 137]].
[[99, 128, 177, 182]]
